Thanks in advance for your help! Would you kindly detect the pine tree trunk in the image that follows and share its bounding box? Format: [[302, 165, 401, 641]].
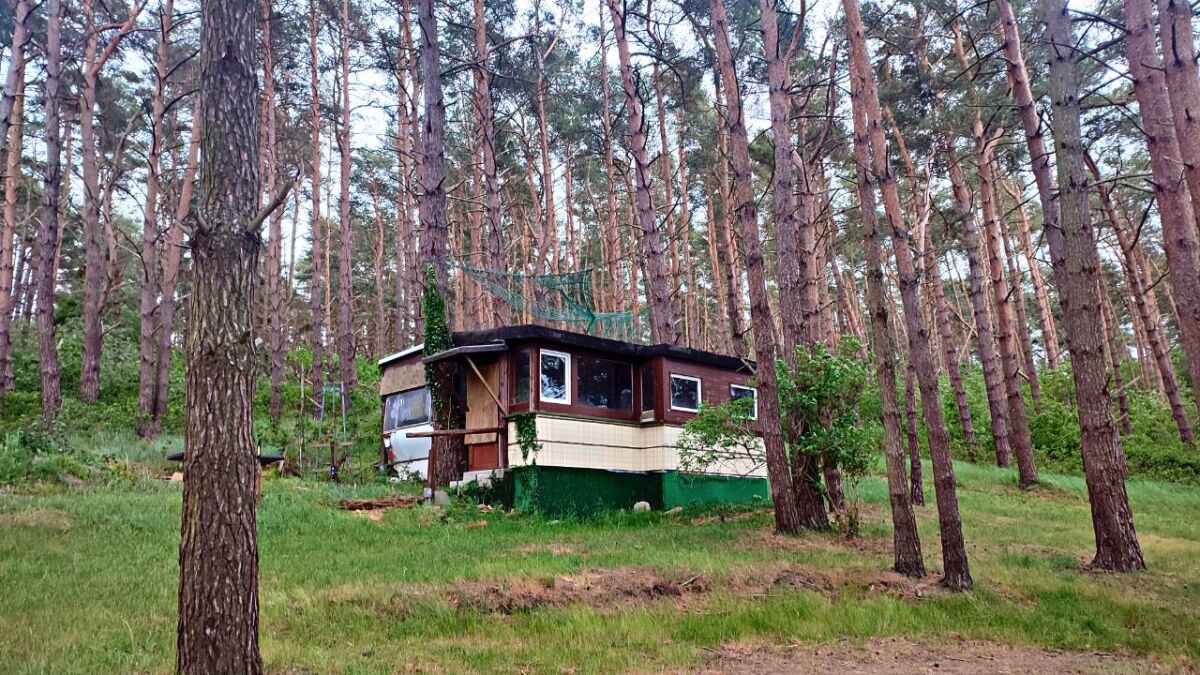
[[846, 0, 970, 589], [996, 0, 1067, 337], [0, 0, 29, 154], [1157, 0, 1200, 266], [35, 0, 64, 424], [336, 0, 356, 391], [1125, 0, 1200, 424], [264, 4, 286, 421], [472, 0, 507, 326], [976, 140, 1038, 486], [598, 10, 624, 318], [308, 0, 326, 417], [999, 207, 1041, 401], [606, 0, 679, 345], [154, 120, 201, 431], [1087, 153, 1193, 442], [709, 0, 802, 534], [904, 361, 925, 506], [1041, 0, 1145, 572], [947, 147, 1012, 468], [848, 73, 925, 578], [759, 0, 828, 529], [79, 0, 106, 404], [176, 0, 263, 667], [0, 32, 25, 403], [926, 225, 977, 450], [1099, 281, 1132, 435], [136, 0, 174, 436]]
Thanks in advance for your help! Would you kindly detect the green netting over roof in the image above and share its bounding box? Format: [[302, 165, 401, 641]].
[[443, 258, 644, 339]]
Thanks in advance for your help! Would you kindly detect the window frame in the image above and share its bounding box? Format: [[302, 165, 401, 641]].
[[575, 355, 634, 411], [383, 386, 432, 431], [729, 384, 759, 420], [539, 349, 572, 405], [668, 373, 703, 413]]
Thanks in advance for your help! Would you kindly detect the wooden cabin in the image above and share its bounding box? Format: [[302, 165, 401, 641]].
[[378, 325, 768, 514]]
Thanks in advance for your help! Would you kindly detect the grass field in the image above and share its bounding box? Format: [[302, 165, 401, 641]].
[[2, 458, 1199, 674]]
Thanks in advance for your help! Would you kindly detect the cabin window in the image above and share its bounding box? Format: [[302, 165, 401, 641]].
[[513, 349, 531, 403], [577, 356, 633, 410], [730, 384, 758, 419], [669, 374, 702, 412], [540, 349, 571, 404], [641, 366, 655, 413], [384, 387, 431, 431]]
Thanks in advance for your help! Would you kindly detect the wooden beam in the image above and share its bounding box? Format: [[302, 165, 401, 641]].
[[465, 355, 507, 414], [406, 427, 505, 439]]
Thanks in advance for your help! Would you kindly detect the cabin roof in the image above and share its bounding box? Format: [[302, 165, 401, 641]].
[[444, 324, 754, 371]]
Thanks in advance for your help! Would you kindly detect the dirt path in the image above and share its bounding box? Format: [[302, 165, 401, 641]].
[[695, 637, 1185, 674]]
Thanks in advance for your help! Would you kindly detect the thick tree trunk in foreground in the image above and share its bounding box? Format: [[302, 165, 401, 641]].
[[1123, 0, 1200, 423], [759, 0, 828, 529], [35, 0, 64, 424], [846, 0, 969, 589], [1041, 0, 1144, 572], [710, 0, 802, 534], [176, 0, 263, 667], [607, 0, 679, 345], [849, 82, 924, 578]]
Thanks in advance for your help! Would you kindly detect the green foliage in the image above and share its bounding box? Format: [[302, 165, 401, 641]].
[[677, 337, 878, 525], [511, 412, 541, 463], [423, 265, 453, 427]]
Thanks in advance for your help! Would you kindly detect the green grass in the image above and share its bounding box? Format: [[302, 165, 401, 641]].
[[2, 460, 1199, 674]]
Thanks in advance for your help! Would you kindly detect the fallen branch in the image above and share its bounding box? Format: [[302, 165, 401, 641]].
[[337, 495, 419, 511]]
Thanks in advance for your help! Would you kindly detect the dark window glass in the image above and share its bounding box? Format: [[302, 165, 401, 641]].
[[384, 387, 431, 430], [514, 350, 531, 403], [641, 366, 655, 413], [577, 357, 634, 410], [540, 350, 570, 403], [670, 374, 701, 411], [730, 385, 758, 419]]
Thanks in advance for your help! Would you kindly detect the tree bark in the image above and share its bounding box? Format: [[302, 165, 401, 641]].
[[0, 30, 25, 403], [0, 0, 29, 159], [336, 0, 356, 391], [79, 0, 144, 404], [759, 0, 828, 529], [848, 71, 925, 578], [308, 0, 326, 416], [947, 147, 1012, 468], [1124, 0, 1200, 424], [607, 0, 679, 345], [137, 0, 175, 437], [1087, 153, 1192, 443], [35, 0, 64, 424], [1157, 0, 1200, 263], [176, 0, 263, 667], [472, 0, 507, 326], [709, 0, 802, 534], [976, 137, 1038, 486], [1041, 0, 1145, 572], [154, 118, 201, 433], [846, 0, 970, 589]]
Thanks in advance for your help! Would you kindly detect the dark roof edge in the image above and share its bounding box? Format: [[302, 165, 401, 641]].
[[450, 324, 754, 371]]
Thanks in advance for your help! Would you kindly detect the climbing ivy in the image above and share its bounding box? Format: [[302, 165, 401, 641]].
[[422, 266, 452, 423], [511, 412, 541, 463]]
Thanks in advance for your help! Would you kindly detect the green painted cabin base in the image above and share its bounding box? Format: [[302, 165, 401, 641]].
[[494, 465, 768, 517]]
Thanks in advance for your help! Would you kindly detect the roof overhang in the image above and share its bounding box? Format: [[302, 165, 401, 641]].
[[377, 343, 424, 370], [422, 341, 508, 365]]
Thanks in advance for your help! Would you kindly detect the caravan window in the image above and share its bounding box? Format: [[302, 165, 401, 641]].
[[577, 356, 633, 410], [730, 384, 758, 419], [384, 387, 431, 431], [669, 374, 702, 412], [540, 350, 571, 404]]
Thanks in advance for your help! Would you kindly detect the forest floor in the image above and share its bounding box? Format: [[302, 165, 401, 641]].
[[1, 449, 1199, 674]]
